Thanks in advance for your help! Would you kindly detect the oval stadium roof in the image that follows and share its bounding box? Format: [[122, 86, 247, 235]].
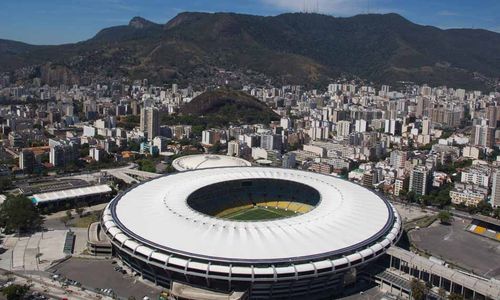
[[106, 167, 400, 263]]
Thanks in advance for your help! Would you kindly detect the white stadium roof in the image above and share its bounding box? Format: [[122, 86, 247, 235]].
[[105, 167, 400, 263], [172, 154, 251, 171], [31, 184, 112, 204]]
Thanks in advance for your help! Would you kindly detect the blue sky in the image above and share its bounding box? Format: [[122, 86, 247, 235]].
[[0, 0, 498, 45]]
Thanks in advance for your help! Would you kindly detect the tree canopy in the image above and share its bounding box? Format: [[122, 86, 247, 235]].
[[410, 279, 428, 300], [437, 211, 453, 225], [0, 195, 43, 233], [1, 284, 30, 300], [137, 159, 157, 173], [0, 176, 12, 192]]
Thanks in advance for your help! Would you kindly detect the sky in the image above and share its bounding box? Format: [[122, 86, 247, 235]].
[[0, 0, 498, 45]]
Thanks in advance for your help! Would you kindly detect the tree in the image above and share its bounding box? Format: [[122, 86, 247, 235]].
[[476, 201, 493, 216], [2, 284, 30, 300], [448, 293, 464, 300], [0, 176, 12, 191], [438, 211, 453, 225], [406, 190, 417, 203], [65, 210, 72, 219], [60, 215, 71, 227], [410, 279, 428, 300], [127, 140, 140, 152], [438, 287, 447, 299], [0, 195, 43, 234], [493, 207, 500, 219], [138, 159, 156, 173], [209, 141, 222, 154], [75, 203, 85, 217]]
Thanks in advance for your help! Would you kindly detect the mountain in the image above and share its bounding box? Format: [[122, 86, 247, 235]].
[[181, 89, 280, 125], [1, 12, 500, 89]]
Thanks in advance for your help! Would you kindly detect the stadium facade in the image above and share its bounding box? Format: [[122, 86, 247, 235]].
[[101, 167, 402, 299]]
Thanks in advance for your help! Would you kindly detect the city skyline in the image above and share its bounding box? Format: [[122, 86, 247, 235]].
[[0, 0, 498, 45]]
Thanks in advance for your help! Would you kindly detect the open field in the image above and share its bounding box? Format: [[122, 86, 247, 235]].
[[223, 207, 297, 221], [70, 212, 100, 228]]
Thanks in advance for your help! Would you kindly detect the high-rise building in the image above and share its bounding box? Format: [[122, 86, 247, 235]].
[[354, 119, 367, 133], [381, 85, 390, 94], [455, 89, 466, 100], [486, 105, 500, 128], [390, 150, 408, 170], [50, 144, 78, 168], [50, 145, 64, 167], [393, 177, 408, 196], [242, 134, 261, 148], [471, 124, 495, 148], [152, 136, 168, 153], [140, 107, 160, 140], [130, 100, 139, 116], [416, 97, 429, 118], [227, 140, 240, 157], [280, 117, 291, 130], [362, 170, 377, 187], [428, 105, 463, 128], [491, 169, 500, 208], [282, 153, 296, 169], [336, 121, 351, 137], [19, 150, 35, 173], [421, 119, 431, 135], [202, 130, 222, 146], [260, 134, 282, 151], [420, 85, 432, 97], [89, 147, 104, 162], [409, 166, 431, 196], [384, 119, 402, 136]]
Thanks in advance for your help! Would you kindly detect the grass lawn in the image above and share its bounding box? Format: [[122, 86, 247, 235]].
[[70, 212, 100, 228], [225, 207, 297, 221], [403, 215, 438, 231]]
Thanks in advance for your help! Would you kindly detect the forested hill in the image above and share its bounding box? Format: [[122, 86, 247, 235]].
[[1, 12, 500, 89]]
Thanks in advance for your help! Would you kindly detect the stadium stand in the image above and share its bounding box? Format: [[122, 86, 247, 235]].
[[187, 179, 321, 219], [467, 215, 500, 242]]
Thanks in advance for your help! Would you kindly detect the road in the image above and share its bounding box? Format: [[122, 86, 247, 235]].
[[0, 268, 112, 300]]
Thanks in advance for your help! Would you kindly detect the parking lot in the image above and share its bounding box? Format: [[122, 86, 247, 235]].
[[410, 218, 500, 279], [49, 258, 162, 299]]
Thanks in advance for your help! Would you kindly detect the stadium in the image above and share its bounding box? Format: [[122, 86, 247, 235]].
[[101, 167, 402, 299]]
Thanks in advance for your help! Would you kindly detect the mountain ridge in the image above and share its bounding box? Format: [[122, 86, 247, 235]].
[[1, 12, 499, 90]]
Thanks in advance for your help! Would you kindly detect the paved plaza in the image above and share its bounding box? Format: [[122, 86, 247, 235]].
[[410, 218, 500, 279], [50, 258, 162, 299]]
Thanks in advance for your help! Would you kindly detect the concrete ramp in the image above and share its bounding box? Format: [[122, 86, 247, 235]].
[[171, 281, 247, 300]]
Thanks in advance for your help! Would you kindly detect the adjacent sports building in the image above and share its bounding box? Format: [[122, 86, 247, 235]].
[[172, 154, 251, 171], [101, 167, 402, 299]]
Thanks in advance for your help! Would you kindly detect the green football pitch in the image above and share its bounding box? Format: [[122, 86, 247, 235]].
[[223, 207, 297, 221]]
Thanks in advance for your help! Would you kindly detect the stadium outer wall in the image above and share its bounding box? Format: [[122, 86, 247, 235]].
[[101, 169, 403, 299]]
